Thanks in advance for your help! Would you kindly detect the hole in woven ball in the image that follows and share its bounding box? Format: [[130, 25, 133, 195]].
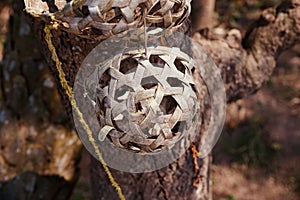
[[98, 70, 111, 88], [174, 59, 186, 74], [155, 145, 164, 151], [148, 135, 158, 139], [149, 55, 166, 68], [159, 95, 177, 115], [42, 0, 59, 12], [141, 76, 159, 89], [135, 102, 143, 112], [172, 2, 182, 13], [108, 8, 122, 23], [148, 2, 161, 15], [81, 6, 90, 17], [90, 27, 103, 36], [189, 83, 197, 94], [108, 17, 120, 23], [171, 121, 186, 134], [120, 57, 139, 74], [115, 85, 134, 102], [166, 77, 184, 87], [191, 66, 196, 73]]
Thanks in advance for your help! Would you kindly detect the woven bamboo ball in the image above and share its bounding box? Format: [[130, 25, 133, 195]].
[[92, 46, 199, 153], [24, 0, 191, 39]]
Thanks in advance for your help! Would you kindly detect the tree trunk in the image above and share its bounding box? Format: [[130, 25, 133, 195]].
[[90, 134, 212, 200], [24, 0, 213, 199], [0, 1, 82, 199], [23, 0, 300, 199], [191, 0, 215, 32]]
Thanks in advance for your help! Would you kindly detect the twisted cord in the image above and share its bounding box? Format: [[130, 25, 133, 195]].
[[44, 24, 126, 200]]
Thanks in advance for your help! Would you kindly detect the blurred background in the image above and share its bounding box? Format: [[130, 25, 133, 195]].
[[212, 0, 300, 199], [0, 0, 299, 199]]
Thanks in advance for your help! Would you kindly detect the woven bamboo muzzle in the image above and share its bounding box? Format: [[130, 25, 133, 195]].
[[86, 46, 200, 153], [25, 0, 191, 39]]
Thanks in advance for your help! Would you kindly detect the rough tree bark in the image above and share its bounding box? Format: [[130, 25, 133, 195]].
[[194, 0, 300, 102], [0, 1, 82, 199], [2, 0, 299, 199]]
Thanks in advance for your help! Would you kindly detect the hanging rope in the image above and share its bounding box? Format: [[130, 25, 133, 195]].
[[44, 23, 126, 200]]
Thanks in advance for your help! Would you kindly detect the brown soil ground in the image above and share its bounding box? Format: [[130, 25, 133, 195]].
[[212, 45, 300, 199]]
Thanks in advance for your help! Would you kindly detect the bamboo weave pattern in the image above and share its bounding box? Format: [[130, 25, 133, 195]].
[[88, 46, 199, 153], [25, 0, 191, 39]]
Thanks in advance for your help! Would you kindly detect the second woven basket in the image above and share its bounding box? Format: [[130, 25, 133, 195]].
[[25, 0, 191, 39]]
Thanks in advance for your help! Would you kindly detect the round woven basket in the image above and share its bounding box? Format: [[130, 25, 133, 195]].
[[24, 0, 191, 39], [86, 46, 200, 153]]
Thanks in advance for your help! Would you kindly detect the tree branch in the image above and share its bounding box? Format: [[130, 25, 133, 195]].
[[194, 0, 300, 102]]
